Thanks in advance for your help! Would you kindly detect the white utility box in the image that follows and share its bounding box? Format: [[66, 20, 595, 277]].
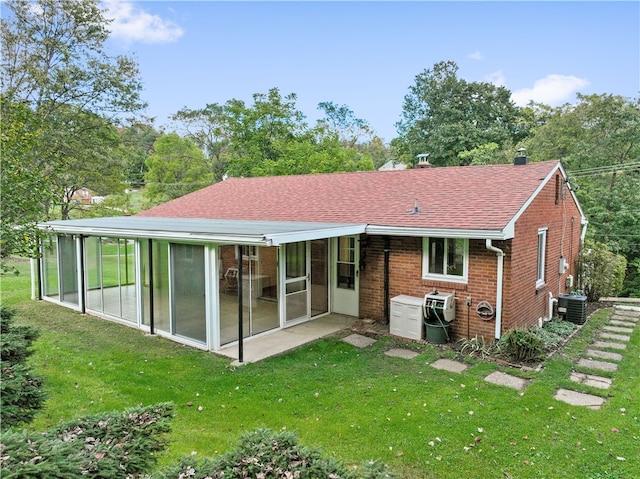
[[390, 295, 424, 340]]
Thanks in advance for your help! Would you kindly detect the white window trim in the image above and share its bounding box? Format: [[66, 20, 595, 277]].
[[536, 228, 548, 288], [422, 237, 469, 284]]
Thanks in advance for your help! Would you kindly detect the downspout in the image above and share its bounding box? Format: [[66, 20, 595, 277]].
[[485, 239, 504, 339], [383, 237, 390, 324]]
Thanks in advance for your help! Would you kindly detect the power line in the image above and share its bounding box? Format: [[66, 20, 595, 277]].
[[567, 161, 640, 177]]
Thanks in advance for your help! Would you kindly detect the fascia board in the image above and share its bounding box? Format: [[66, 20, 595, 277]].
[[365, 225, 509, 240], [37, 222, 368, 246], [37, 223, 272, 246], [503, 162, 562, 236], [266, 224, 366, 246]]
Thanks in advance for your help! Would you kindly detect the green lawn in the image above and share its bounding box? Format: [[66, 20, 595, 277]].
[[2, 258, 639, 478]]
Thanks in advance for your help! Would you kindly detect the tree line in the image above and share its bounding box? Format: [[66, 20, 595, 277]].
[[1, 0, 638, 295]]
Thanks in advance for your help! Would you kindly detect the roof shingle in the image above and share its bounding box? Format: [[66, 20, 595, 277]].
[[139, 160, 561, 232]]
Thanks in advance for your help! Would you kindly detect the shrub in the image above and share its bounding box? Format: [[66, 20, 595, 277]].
[[152, 426, 398, 479], [579, 240, 627, 301], [0, 305, 46, 428], [0, 402, 174, 479], [498, 329, 545, 362]]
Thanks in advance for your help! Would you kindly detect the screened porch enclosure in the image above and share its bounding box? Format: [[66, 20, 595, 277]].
[[218, 244, 279, 346], [38, 222, 353, 352]]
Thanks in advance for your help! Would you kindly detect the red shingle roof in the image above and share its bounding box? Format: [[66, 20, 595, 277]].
[[139, 160, 561, 232]]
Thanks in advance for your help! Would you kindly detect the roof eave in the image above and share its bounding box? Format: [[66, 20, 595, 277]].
[[365, 225, 512, 240]]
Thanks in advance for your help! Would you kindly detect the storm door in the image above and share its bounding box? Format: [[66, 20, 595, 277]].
[[284, 241, 309, 324], [332, 236, 359, 317]]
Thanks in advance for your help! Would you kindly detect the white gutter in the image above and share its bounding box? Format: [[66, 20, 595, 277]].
[[485, 239, 504, 339], [365, 225, 510, 240]]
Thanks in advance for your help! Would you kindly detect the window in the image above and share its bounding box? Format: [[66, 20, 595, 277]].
[[537, 228, 547, 287], [422, 237, 468, 282]]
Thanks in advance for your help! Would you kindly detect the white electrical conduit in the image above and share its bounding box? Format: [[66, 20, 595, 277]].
[[485, 239, 504, 339]]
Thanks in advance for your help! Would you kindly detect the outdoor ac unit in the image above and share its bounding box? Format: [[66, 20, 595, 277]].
[[423, 291, 455, 323]]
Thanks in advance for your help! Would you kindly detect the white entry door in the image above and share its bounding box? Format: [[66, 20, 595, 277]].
[[332, 236, 359, 317]]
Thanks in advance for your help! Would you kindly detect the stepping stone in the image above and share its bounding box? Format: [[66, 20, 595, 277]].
[[570, 371, 612, 389], [599, 332, 630, 342], [603, 325, 634, 334], [385, 348, 419, 359], [614, 305, 640, 317], [484, 371, 530, 391], [609, 319, 636, 328], [592, 340, 627, 350], [586, 349, 623, 361], [612, 312, 639, 321], [555, 388, 606, 409], [430, 358, 467, 373], [342, 334, 377, 348], [577, 358, 618, 372]]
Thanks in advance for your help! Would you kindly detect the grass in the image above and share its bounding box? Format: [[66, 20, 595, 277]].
[[2, 258, 639, 478]]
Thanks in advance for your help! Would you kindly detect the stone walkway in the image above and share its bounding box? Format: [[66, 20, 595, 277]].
[[343, 305, 639, 409], [554, 305, 639, 409]]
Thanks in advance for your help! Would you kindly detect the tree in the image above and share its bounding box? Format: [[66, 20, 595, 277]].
[[172, 103, 232, 183], [119, 122, 162, 187], [0, 98, 51, 264], [394, 60, 526, 167], [316, 101, 374, 148], [524, 94, 640, 295], [0, 306, 46, 428], [1, 0, 145, 257], [170, 88, 376, 179], [143, 133, 213, 207], [44, 106, 128, 220]]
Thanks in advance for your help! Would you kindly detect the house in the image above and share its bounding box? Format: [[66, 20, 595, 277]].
[[378, 160, 407, 171], [36, 158, 587, 354]]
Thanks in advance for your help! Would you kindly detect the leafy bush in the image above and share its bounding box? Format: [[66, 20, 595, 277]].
[[0, 305, 46, 428], [0, 402, 174, 479], [579, 240, 627, 301], [152, 426, 397, 479], [498, 329, 545, 362], [533, 320, 575, 349]]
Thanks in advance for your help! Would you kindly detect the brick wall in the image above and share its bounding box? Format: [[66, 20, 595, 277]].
[[358, 171, 584, 341], [359, 235, 511, 341], [503, 172, 584, 332]]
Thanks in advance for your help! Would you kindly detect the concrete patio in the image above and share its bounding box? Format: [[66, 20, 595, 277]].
[[217, 314, 356, 365]]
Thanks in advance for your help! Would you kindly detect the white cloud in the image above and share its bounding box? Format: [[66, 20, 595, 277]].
[[486, 70, 506, 87], [102, 0, 184, 44], [468, 51, 484, 61], [511, 74, 589, 106]]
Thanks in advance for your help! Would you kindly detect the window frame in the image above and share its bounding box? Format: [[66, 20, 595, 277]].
[[422, 237, 469, 283], [536, 228, 548, 288]]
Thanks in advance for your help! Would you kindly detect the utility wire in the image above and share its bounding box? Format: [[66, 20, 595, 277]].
[[567, 161, 640, 177]]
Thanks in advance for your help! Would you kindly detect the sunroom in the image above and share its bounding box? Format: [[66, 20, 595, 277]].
[[37, 217, 365, 353]]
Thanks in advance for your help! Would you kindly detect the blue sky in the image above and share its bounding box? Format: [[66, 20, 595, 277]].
[[103, 1, 639, 142]]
